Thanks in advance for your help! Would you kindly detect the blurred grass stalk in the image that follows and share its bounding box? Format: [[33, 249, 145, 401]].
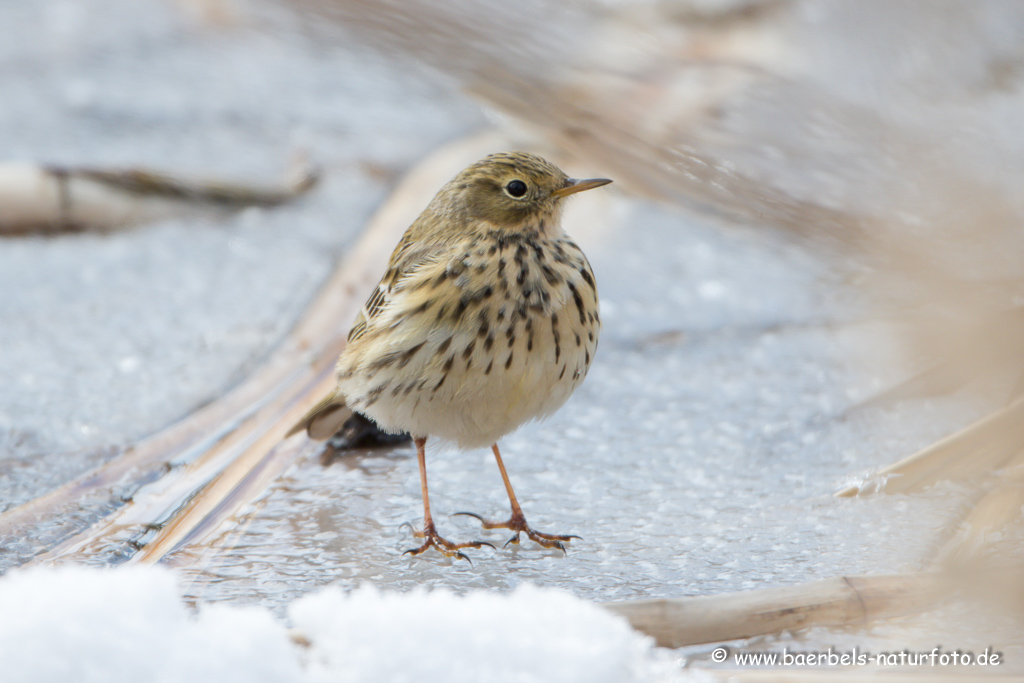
[[0, 161, 317, 234], [607, 572, 947, 649]]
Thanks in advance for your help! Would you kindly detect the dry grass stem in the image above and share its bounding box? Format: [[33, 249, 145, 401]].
[[0, 161, 318, 235], [836, 395, 1024, 497], [605, 573, 947, 649], [932, 450, 1024, 567]]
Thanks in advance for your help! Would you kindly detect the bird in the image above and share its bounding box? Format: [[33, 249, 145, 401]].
[[288, 151, 610, 560]]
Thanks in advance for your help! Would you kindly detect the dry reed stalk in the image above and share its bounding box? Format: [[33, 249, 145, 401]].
[[835, 395, 1024, 497], [0, 370, 305, 542], [0, 161, 317, 235], [931, 449, 1024, 566], [605, 573, 947, 649]]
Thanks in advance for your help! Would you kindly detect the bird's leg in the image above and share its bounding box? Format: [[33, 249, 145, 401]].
[[404, 437, 493, 561], [454, 443, 580, 551]]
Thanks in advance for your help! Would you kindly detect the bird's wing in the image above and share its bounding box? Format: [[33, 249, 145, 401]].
[[347, 240, 448, 343], [287, 239, 448, 441]]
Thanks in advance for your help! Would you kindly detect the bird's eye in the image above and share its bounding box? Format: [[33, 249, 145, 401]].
[[504, 179, 528, 198]]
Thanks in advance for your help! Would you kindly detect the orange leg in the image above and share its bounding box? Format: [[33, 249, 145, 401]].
[[404, 437, 493, 561], [455, 443, 580, 551]]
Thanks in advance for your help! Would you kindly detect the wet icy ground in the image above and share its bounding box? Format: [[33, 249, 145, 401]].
[[166, 199, 976, 608], [0, 0, 1012, 673]]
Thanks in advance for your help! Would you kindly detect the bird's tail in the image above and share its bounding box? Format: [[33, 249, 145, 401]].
[[286, 392, 353, 440]]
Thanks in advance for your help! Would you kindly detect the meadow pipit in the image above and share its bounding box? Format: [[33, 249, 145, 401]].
[[289, 152, 610, 560]]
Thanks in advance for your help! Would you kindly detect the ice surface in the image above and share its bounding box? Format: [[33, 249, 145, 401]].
[[0, 565, 687, 683]]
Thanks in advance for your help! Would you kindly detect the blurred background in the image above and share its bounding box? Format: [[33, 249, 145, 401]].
[[2, 0, 1024, 677]]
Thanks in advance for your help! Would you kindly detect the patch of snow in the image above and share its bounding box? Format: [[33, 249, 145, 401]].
[[0, 565, 689, 683]]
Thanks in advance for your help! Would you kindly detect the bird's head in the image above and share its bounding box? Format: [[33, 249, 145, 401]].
[[436, 152, 611, 238]]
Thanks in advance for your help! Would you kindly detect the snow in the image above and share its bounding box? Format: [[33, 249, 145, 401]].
[[0, 566, 301, 683], [0, 565, 689, 683]]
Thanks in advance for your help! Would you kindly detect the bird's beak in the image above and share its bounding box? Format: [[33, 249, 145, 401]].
[[552, 177, 613, 198]]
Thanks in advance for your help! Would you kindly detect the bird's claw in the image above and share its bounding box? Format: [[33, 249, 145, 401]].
[[453, 511, 579, 552], [403, 521, 494, 562]]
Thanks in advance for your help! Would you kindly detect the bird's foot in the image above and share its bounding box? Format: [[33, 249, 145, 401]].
[[403, 521, 494, 562], [453, 510, 580, 552]]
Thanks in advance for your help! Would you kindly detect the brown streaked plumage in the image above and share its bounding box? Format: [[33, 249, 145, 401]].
[[289, 152, 610, 560]]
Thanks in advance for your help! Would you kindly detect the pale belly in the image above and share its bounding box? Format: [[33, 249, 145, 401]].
[[337, 235, 600, 449], [365, 313, 594, 448]]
